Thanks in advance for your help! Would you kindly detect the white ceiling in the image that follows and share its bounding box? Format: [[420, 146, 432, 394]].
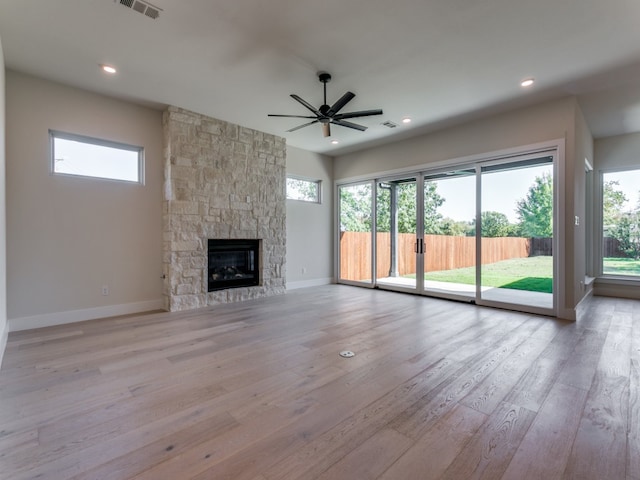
[[2, 0, 640, 155]]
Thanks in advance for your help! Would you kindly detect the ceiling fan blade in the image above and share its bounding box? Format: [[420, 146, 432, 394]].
[[327, 91, 355, 116], [322, 123, 331, 137], [286, 120, 319, 133], [290, 94, 321, 116], [268, 114, 317, 119], [333, 109, 383, 120], [332, 119, 367, 132]]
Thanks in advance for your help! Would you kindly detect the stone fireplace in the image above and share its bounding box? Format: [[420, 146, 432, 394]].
[[162, 106, 286, 311]]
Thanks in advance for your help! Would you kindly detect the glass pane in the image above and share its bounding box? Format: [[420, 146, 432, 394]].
[[376, 178, 417, 289], [480, 159, 553, 309], [339, 183, 373, 283], [286, 177, 320, 202], [423, 169, 476, 298], [53, 136, 140, 183], [602, 168, 640, 277]]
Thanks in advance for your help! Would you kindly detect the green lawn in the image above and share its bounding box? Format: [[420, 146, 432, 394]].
[[407, 255, 553, 293], [603, 257, 640, 276]]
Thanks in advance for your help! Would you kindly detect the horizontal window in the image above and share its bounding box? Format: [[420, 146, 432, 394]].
[[50, 130, 143, 184], [286, 176, 321, 203]]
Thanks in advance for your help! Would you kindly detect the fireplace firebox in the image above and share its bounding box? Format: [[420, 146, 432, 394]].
[[208, 239, 260, 291]]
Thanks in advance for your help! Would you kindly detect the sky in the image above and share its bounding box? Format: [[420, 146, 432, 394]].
[[602, 169, 640, 212], [434, 164, 553, 223], [54, 137, 140, 182]]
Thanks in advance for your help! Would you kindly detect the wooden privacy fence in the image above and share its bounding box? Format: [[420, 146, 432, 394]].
[[530, 237, 553, 256], [603, 237, 625, 257], [340, 232, 539, 281]]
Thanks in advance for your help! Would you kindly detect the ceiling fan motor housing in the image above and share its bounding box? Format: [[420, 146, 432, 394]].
[[318, 72, 332, 83]]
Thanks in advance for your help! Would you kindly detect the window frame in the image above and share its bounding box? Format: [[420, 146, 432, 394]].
[[286, 175, 322, 204], [49, 130, 144, 184], [585, 159, 594, 277]]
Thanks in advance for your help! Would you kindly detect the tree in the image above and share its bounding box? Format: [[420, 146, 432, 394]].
[[516, 172, 553, 237], [440, 217, 471, 236], [607, 187, 640, 259], [339, 184, 372, 232], [397, 184, 418, 233], [375, 182, 445, 234], [286, 178, 318, 202], [602, 180, 627, 234], [610, 212, 640, 259], [479, 211, 511, 237], [423, 183, 445, 234], [467, 211, 517, 237], [505, 222, 523, 237]]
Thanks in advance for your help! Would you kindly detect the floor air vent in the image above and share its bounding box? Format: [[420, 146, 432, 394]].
[[115, 0, 162, 20]]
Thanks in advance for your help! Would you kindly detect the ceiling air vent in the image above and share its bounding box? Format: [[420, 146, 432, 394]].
[[382, 121, 398, 128], [115, 0, 162, 20]]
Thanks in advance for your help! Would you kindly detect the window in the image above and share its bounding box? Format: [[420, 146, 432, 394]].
[[602, 167, 640, 277], [50, 130, 143, 183], [286, 176, 321, 203]]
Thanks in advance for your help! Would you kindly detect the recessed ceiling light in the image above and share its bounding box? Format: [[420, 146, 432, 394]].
[[100, 64, 117, 74], [521, 78, 535, 87], [331, 140, 339, 145], [402, 117, 412, 124]]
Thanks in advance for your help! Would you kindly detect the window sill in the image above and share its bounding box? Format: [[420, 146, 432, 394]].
[[595, 275, 640, 286]]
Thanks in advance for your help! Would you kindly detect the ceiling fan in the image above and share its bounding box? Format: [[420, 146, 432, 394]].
[[268, 72, 383, 138]]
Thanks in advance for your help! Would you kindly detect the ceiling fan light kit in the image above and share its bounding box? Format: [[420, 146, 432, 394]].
[[268, 72, 383, 138]]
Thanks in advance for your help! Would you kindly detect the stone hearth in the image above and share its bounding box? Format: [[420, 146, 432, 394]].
[[162, 106, 286, 311]]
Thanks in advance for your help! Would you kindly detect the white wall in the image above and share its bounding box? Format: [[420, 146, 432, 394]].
[[595, 131, 640, 170], [334, 97, 585, 318], [0, 36, 8, 365], [593, 132, 640, 299], [334, 98, 576, 181], [286, 146, 334, 289], [6, 71, 164, 330]]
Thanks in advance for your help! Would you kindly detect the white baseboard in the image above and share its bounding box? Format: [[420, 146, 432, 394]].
[[594, 282, 640, 300], [286, 277, 334, 290], [573, 289, 593, 320], [8, 299, 165, 332], [0, 322, 8, 369]]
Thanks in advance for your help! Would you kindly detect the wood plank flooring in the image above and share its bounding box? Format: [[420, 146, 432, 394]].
[[0, 285, 638, 479]]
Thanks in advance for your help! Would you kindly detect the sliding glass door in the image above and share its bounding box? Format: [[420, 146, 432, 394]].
[[336, 149, 557, 315], [375, 176, 419, 291], [338, 182, 374, 286], [478, 157, 554, 310], [422, 169, 476, 300]]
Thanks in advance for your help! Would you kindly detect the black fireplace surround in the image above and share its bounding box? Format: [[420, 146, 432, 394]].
[[208, 239, 260, 291]]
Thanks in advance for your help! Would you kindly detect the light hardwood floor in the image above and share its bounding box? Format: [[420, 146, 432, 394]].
[[0, 285, 638, 479]]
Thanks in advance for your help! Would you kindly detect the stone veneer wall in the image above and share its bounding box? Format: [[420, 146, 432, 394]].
[[163, 106, 286, 311]]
